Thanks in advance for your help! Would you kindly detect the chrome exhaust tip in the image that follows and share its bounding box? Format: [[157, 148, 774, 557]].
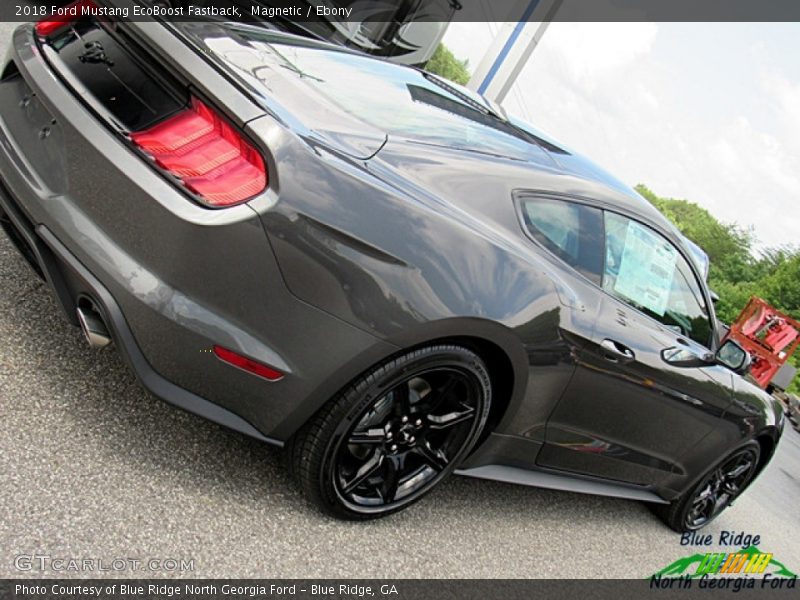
[[76, 303, 112, 349]]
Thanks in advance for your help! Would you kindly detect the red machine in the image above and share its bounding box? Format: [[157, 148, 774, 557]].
[[724, 297, 800, 389]]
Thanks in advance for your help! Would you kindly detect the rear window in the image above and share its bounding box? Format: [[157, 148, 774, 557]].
[[176, 22, 547, 160]]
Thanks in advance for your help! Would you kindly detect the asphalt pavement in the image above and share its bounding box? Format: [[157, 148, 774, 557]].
[[0, 20, 798, 579]]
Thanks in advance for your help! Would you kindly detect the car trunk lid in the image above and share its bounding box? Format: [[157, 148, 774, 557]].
[[170, 22, 566, 165], [169, 21, 388, 161]]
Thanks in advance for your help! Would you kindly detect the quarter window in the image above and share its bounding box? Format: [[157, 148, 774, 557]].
[[603, 212, 712, 347], [521, 197, 604, 284]]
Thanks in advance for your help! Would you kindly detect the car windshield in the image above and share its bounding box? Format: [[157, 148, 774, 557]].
[[176, 22, 549, 160]]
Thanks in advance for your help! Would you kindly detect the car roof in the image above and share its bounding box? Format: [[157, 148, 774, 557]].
[[186, 23, 689, 253]]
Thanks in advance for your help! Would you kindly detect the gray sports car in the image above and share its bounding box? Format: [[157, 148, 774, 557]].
[[0, 1, 783, 528]]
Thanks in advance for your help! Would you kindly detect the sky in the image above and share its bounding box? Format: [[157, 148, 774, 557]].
[[442, 22, 800, 252]]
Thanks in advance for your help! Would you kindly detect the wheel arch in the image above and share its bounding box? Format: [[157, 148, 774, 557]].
[[754, 428, 779, 477], [384, 317, 530, 440], [274, 317, 529, 443], [403, 334, 518, 444]]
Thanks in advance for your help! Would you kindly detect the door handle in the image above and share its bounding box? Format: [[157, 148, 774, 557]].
[[601, 339, 636, 363]]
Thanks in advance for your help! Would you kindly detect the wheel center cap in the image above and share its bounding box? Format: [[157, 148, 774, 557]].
[[399, 425, 416, 445]]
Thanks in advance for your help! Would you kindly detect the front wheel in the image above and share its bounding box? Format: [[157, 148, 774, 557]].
[[654, 442, 760, 532], [287, 345, 492, 520]]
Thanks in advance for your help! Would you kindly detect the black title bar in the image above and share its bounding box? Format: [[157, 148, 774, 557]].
[[4, 0, 800, 23], [2, 578, 799, 600]]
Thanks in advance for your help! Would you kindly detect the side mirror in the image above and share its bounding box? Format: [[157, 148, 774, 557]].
[[662, 346, 715, 368], [716, 339, 752, 375], [709, 289, 720, 304]]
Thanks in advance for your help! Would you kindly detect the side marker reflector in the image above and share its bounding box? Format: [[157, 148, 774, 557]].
[[213, 345, 284, 382]]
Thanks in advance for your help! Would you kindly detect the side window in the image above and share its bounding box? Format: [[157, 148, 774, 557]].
[[521, 197, 604, 284], [603, 212, 712, 347]]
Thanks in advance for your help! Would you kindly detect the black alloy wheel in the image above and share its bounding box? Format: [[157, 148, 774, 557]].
[[288, 345, 492, 519], [655, 442, 760, 532], [683, 446, 759, 529]]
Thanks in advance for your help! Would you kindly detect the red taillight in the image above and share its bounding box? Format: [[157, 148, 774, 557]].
[[130, 98, 267, 207], [35, 0, 96, 37], [213, 346, 284, 382]]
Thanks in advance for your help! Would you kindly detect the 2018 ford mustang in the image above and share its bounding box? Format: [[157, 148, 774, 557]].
[[0, 0, 783, 529]]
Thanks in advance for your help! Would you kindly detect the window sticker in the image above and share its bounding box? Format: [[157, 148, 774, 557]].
[[613, 220, 677, 316]]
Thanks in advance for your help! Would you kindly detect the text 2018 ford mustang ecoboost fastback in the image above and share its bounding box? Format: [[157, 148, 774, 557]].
[[0, 0, 783, 528]]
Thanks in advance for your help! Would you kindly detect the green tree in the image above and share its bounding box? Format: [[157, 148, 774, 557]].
[[424, 44, 471, 85], [635, 184, 755, 286], [759, 254, 800, 313]]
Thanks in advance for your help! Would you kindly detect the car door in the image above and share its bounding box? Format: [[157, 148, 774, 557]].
[[537, 209, 735, 485]]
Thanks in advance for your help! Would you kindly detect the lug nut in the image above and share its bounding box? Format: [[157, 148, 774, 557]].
[[386, 432, 393, 440], [408, 436, 415, 443], [402, 416, 409, 423], [390, 444, 398, 452], [415, 419, 422, 427]]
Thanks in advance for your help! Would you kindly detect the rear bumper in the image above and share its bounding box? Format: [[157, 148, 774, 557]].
[[0, 24, 396, 442], [0, 181, 281, 443]]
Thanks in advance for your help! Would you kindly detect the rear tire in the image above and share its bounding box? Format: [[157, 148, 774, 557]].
[[653, 442, 760, 532], [287, 345, 491, 520]]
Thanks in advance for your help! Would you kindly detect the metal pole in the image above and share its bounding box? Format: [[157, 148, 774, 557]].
[[467, 0, 563, 103]]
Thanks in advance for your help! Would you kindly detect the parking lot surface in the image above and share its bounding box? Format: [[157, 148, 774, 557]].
[[0, 21, 798, 579]]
